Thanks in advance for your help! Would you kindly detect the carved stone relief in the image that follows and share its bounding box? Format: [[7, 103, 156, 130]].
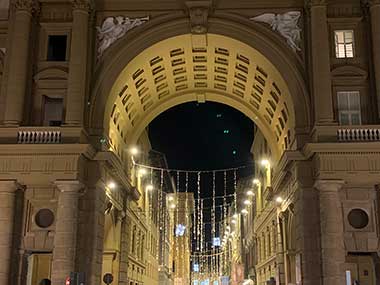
[[185, 1, 212, 34], [97, 16, 149, 57], [251, 11, 302, 52]]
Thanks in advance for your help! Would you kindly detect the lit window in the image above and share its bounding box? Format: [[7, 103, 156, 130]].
[[337, 91, 361, 125], [334, 30, 354, 58]]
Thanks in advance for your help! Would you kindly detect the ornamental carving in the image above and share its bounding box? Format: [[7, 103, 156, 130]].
[[72, 0, 92, 11], [12, 0, 39, 14], [251, 11, 302, 52], [186, 1, 211, 34], [305, 0, 327, 7], [97, 16, 149, 57]]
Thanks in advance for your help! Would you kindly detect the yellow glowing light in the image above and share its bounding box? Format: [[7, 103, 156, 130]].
[[253, 179, 260, 185], [261, 159, 270, 167], [138, 168, 147, 176], [233, 213, 238, 219], [168, 196, 174, 201], [246, 190, 254, 196], [244, 199, 251, 205], [241, 209, 249, 215], [275, 196, 283, 203], [130, 147, 139, 155], [231, 219, 237, 224], [108, 182, 116, 189], [146, 184, 154, 191], [170, 204, 176, 209]]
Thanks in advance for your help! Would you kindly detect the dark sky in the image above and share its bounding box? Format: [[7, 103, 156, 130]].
[[148, 101, 255, 171]]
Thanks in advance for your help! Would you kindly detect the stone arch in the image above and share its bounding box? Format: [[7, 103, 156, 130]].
[[89, 15, 311, 161]]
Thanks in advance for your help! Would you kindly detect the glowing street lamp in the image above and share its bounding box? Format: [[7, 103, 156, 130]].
[[130, 147, 139, 156], [108, 182, 116, 189], [138, 168, 147, 176], [146, 184, 154, 191], [275, 196, 283, 204]]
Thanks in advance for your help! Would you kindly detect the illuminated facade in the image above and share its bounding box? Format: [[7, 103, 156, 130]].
[[1, 0, 380, 285]]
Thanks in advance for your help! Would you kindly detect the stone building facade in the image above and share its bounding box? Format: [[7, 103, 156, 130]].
[[1, 0, 380, 285]]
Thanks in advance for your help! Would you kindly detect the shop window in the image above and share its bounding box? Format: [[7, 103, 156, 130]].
[[334, 30, 354, 58], [337, 91, 361, 125], [43, 96, 63, 126], [47, 35, 67, 61]]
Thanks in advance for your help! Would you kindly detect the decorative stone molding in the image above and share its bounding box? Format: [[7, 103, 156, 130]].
[[54, 180, 83, 193], [72, 0, 92, 11], [185, 1, 212, 34], [12, 0, 39, 14], [0, 180, 22, 193], [97, 16, 149, 57], [314, 179, 345, 192], [250, 11, 302, 52]]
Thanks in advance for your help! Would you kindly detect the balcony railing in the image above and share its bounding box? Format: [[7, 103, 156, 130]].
[[0, 126, 87, 144], [337, 127, 380, 142], [313, 125, 380, 143], [17, 130, 61, 144]]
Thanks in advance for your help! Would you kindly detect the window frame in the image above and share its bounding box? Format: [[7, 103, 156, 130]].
[[337, 90, 362, 126], [334, 29, 355, 59]]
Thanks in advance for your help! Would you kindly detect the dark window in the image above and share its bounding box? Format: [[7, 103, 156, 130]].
[[47, 35, 67, 61], [43, 97, 63, 126]]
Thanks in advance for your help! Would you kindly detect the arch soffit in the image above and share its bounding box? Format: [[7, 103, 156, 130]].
[[91, 15, 310, 130], [90, 15, 311, 159]]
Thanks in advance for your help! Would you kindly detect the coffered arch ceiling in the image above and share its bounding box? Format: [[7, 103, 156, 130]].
[[104, 34, 300, 160]]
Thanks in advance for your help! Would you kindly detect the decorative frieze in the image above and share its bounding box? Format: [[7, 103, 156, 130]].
[[250, 11, 302, 52], [97, 16, 149, 57]]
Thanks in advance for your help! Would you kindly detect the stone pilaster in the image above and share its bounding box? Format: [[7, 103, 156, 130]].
[[306, 0, 335, 125], [315, 180, 345, 285], [64, 0, 91, 126], [0, 180, 20, 284], [76, 182, 106, 285], [367, 0, 380, 118], [1, 0, 38, 125], [51, 180, 83, 285], [276, 211, 285, 285]]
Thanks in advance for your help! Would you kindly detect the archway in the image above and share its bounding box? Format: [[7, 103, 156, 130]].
[[90, 18, 311, 162]]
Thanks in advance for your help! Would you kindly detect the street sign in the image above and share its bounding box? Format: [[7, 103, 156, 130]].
[[103, 273, 114, 284]]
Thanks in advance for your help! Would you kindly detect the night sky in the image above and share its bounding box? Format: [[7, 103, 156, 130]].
[[148, 101, 255, 171]]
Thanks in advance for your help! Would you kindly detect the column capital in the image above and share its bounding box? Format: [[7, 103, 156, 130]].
[[71, 0, 92, 12], [314, 179, 345, 192], [305, 0, 327, 8], [12, 0, 39, 15], [0, 180, 23, 193], [54, 180, 84, 193], [362, 0, 380, 7]]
